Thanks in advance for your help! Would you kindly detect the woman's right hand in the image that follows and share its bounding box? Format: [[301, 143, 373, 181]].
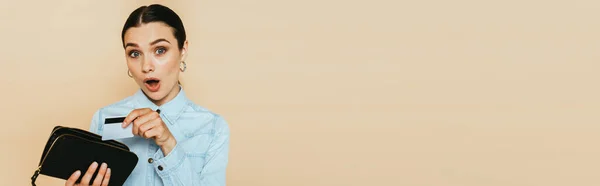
[[65, 161, 111, 186]]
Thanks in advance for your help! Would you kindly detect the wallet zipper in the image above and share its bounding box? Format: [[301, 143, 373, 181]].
[[52, 127, 129, 150], [38, 133, 131, 172]]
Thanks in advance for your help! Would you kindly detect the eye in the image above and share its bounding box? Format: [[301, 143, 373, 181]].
[[155, 47, 167, 55], [129, 51, 140, 58]]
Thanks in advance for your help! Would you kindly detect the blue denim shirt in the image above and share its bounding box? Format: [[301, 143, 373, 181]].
[[89, 88, 229, 186]]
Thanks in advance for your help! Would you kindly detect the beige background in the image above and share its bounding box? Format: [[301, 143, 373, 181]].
[[1, 0, 599, 185]]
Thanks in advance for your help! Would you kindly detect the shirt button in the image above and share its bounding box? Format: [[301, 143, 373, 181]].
[[158, 165, 164, 171], [148, 158, 154, 163]]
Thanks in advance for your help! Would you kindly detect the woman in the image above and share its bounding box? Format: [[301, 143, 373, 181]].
[[65, 4, 230, 186]]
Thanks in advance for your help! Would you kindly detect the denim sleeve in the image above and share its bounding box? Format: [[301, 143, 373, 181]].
[[153, 115, 230, 186], [89, 110, 101, 134]]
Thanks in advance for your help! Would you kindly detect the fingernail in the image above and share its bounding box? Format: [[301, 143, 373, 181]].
[[92, 161, 98, 167], [107, 168, 111, 174], [75, 170, 81, 176], [101, 162, 107, 168]]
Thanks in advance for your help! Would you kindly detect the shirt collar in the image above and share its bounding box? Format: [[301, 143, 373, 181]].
[[134, 86, 188, 115]]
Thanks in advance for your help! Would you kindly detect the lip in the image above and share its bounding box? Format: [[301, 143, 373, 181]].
[[143, 77, 161, 92], [143, 77, 160, 82]]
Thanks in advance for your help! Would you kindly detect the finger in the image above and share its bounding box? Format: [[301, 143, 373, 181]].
[[136, 109, 160, 124], [65, 170, 81, 186], [80, 161, 98, 186], [139, 118, 162, 138], [123, 108, 152, 127], [132, 117, 145, 136], [133, 111, 160, 136], [142, 127, 160, 139], [92, 162, 107, 186], [101, 168, 111, 186], [133, 111, 160, 130]]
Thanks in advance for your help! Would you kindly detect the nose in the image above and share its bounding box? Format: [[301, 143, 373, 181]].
[[141, 55, 155, 73]]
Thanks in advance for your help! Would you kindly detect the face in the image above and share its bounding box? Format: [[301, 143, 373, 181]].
[[123, 22, 187, 105]]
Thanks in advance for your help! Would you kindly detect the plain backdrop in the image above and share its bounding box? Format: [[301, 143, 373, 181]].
[[1, 0, 600, 185]]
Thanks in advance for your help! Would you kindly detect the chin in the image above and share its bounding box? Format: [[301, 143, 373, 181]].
[[143, 89, 167, 101]]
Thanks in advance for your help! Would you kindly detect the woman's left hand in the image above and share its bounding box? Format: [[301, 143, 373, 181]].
[[123, 108, 177, 155]]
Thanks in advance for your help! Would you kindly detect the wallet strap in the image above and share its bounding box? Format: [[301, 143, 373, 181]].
[[31, 166, 41, 186]]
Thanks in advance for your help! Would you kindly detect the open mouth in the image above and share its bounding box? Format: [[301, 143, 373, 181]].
[[144, 78, 161, 92]]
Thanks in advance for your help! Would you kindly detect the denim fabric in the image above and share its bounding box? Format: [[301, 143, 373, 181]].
[[89, 87, 229, 186]]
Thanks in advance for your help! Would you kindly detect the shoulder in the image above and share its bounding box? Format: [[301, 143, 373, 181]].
[[100, 95, 137, 112], [180, 99, 230, 135], [97, 95, 139, 115]]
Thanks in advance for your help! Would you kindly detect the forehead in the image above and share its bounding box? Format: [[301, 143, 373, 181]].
[[123, 22, 176, 45]]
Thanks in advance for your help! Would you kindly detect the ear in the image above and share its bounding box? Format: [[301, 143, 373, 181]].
[[180, 40, 189, 61]]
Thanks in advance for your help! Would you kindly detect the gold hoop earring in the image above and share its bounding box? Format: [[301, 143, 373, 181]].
[[127, 69, 133, 78], [180, 61, 187, 72]]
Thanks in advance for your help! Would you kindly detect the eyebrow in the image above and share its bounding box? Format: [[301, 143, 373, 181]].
[[124, 43, 138, 48], [124, 38, 171, 49], [150, 38, 171, 45]]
